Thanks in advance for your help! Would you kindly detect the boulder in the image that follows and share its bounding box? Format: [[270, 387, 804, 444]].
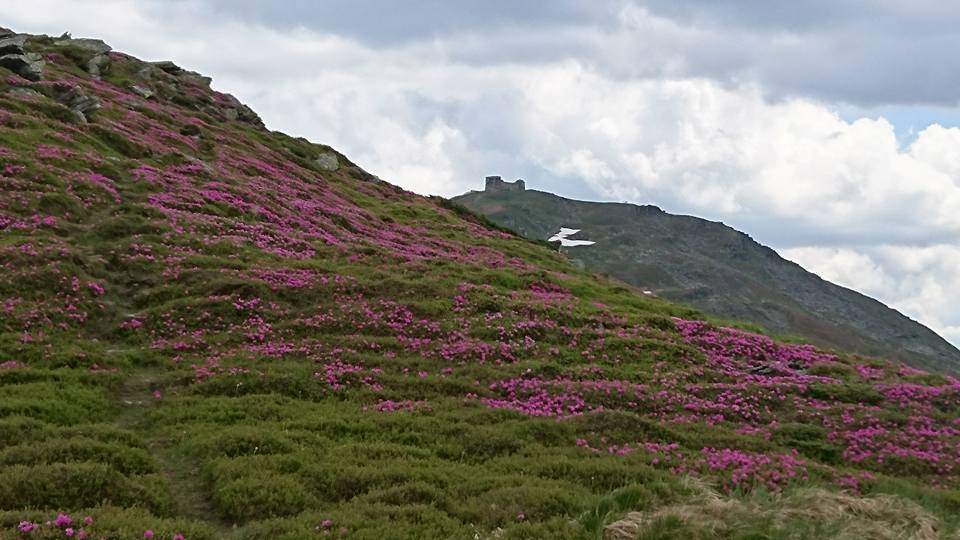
[[56, 37, 112, 54], [86, 53, 110, 78], [56, 85, 100, 122], [5, 87, 43, 99], [179, 71, 212, 88], [0, 52, 45, 81], [0, 34, 26, 55], [236, 104, 264, 128], [315, 152, 339, 172], [53, 37, 113, 78], [151, 60, 183, 75], [129, 85, 154, 99]]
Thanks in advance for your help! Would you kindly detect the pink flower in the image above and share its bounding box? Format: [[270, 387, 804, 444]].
[[173, 535, 185, 540], [18, 521, 39, 532], [54, 514, 73, 527], [82, 517, 94, 526], [321, 519, 333, 529], [153, 390, 162, 400], [143, 531, 154, 539], [65, 528, 75, 537]]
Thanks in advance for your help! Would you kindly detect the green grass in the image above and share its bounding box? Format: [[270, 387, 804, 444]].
[[1, 32, 959, 540]]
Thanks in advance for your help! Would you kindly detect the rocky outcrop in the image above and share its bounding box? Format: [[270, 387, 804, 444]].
[[55, 37, 112, 78], [135, 61, 264, 129], [315, 152, 339, 171], [219, 94, 264, 128], [54, 84, 101, 123], [1, 29, 263, 130], [0, 31, 44, 81], [129, 85, 154, 99]]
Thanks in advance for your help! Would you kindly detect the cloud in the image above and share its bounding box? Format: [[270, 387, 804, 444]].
[[5, 1, 960, 347], [784, 245, 960, 348]]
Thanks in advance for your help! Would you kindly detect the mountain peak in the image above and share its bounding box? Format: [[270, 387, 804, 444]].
[[453, 186, 960, 374], [4, 28, 960, 539]]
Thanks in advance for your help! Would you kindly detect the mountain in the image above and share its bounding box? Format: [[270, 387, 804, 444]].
[[2, 29, 960, 539], [453, 181, 960, 375]]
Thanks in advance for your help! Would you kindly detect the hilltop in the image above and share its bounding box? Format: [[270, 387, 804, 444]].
[[2, 29, 960, 539], [453, 185, 960, 375]]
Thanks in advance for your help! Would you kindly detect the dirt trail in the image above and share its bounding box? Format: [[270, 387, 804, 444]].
[[113, 363, 236, 537]]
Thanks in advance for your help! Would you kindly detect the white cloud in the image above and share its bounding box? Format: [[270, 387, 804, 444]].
[[784, 245, 960, 348], [782, 247, 892, 295], [5, 1, 960, 347]]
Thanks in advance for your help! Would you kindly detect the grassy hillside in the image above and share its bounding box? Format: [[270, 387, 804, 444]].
[[2, 31, 960, 539], [453, 189, 960, 375]]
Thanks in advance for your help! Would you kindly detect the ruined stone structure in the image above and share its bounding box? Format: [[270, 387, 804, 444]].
[[484, 175, 525, 192]]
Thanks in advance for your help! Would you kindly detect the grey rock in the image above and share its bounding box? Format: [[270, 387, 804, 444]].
[[55, 37, 111, 54], [151, 60, 183, 75], [238, 105, 263, 126], [748, 365, 778, 376], [315, 152, 339, 171], [179, 71, 212, 87], [57, 85, 100, 122], [0, 34, 26, 55], [5, 87, 42, 99], [86, 54, 110, 78], [223, 108, 239, 121], [0, 52, 45, 81], [129, 85, 154, 99], [136, 65, 161, 81]]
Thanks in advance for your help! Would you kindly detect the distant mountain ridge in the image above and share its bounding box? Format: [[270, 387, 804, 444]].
[[453, 186, 960, 374]]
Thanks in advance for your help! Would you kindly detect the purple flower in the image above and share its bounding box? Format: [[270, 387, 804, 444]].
[[54, 514, 73, 527], [18, 521, 39, 533]]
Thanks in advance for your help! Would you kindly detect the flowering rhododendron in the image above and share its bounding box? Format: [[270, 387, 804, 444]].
[[4, 29, 960, 540]]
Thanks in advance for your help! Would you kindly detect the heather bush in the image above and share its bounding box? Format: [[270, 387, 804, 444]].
[[0, 437, 155, 474], [212, 475, 312, 521], [807, 382, 884, 404], [0, 463, 171, 513], [2, 33, 959, 539]]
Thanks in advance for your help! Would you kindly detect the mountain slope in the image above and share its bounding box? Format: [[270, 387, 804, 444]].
[[453, 187, 960, 375], [2, 29, 960, 539]]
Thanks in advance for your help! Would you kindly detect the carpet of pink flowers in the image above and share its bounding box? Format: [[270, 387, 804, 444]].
[[1, 34, 959, 538]]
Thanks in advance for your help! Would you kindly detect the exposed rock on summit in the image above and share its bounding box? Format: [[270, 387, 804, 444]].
[[315, 151, 340, 171], [0, 31, 44, 81], [55, 37, 112, 78]]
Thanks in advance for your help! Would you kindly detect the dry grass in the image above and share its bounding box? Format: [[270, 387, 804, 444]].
[[605, 478, 955, 540]]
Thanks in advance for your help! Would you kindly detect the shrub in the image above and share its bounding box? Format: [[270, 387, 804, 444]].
[[0, 463, 170, 513], [213, 475, 312, 522], [807, 383, 884, 405], [0, 437, 155, 475]]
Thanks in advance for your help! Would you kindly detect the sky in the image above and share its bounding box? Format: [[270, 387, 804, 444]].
[[6, 0, 960, 347]]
